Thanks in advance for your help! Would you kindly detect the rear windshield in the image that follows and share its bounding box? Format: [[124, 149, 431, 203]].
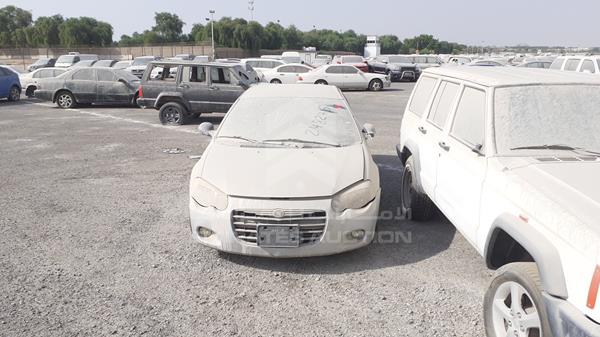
[[56, 55, 76, 63], [342, 56, 363, 63]]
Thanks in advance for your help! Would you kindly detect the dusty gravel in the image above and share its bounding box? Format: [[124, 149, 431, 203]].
[[0, 83, 491, 337]]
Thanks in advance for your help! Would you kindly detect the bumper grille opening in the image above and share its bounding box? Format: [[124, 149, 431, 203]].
[[232, 209, 327, 246]]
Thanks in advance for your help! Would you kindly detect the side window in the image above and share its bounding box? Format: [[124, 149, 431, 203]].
[[39, 69, 54, 78], [182, 66, 206, 83], [54, 69, 66, 77], [427, 81, 460, 129], [72, 69, 95, 80], [326, 66, 340, 74], [408, 76, 437, 117], [580, 60, 595, 73], [32, 71, 42, 78], [148, 65, 175, 81], [549, 58, 564, 70], [295, 66, 310, 73], [278, 66, 296, 73], [210, 67, 231, 84], [97, 69, 115, 81], [342, 66, 358, 74], [564, 59, 580, 71], [451, 87, 486, 147]]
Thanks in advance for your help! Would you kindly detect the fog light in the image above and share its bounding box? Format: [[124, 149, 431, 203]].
[[197, 227, 214, 238], [348, 230, 365, 240]]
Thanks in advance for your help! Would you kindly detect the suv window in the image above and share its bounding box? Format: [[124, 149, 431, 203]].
[[564, 59, 580, 71], [72, 69, 95, 80], [210, 67, 231, 84], [148, 65, 175, 81], [427, 81, 460, 128], [451, 87, 486, 147], [549, 58, 564, 70], [409, 76, 437, 117], [580, 60, 595, 73], [38, 69, 54, 78], [97, 69, 115, 81], [295, 66, 310, 73], [182, 66, 206, 83]]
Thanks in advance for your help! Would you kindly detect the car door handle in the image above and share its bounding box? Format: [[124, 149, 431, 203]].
[[179, 84, 190, 89], [418, 126, 427, 134], [438, 141, 450, 151]]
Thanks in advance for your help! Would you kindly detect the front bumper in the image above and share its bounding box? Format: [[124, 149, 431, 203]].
[[543, 293, 600, 337], [389, 70, 419, 81], [189, 193, 381, 258]]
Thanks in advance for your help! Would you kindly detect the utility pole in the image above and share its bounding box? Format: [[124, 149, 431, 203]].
[[248, 1, 255, 21], [209, 10, 215, 60]]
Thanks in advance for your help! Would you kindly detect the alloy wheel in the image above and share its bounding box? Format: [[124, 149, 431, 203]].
[[491, 281, 542, 337], [58, 94, 73, 108]]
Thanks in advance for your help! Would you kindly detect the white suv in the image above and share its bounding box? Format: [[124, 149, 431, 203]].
[[397, 66, 600, 337], [550, 55, 600, 74]]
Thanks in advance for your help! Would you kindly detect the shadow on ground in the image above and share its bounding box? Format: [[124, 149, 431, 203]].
[[221, 154, 455, 274]]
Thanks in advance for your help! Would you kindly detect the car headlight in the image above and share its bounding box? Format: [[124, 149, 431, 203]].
[[332, 180, 378, 212], [190, 178, 228, 210]]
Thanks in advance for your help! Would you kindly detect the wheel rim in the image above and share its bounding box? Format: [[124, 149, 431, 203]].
[[372, 81, 382, 90], [58, 94, 72, 108], [401, 168, 413, 209], [163, 107, 181, 124], [492, 281, 542, 337], [272, 79, 281, 84], [10, 87, 19, 100]]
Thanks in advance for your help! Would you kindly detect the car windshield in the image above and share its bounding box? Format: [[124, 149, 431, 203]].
[[132, 58, 153, 66], [56, 55, 76, 63], [388, 56, 411, 63], [342, 56, 363, 63], [217, 97, 362, 148], [494, 85, 600, 155]]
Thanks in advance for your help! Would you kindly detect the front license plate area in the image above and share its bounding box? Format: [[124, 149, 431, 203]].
[[257, 225, 300, 248]]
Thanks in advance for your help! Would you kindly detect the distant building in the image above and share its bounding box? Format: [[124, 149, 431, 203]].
[[364, 35, 380, 58]]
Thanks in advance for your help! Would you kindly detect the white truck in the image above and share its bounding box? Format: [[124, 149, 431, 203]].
[[398, 66, 600, 337]]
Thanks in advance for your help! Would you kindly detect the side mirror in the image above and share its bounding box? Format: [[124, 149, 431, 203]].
[[362, 123, 376, 139], [471, 144, 484, 156], [198, 122, 215, 137]]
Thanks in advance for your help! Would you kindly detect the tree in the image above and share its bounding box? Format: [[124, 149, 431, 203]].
[[282, 25, 303, 50], [58, 17, 113, 47], [33, 15, 64, 46], [152, 12, 184, 42], [263, 22, 284, 50], [379, 35, 402, 54], [0, 5, 32, 47]]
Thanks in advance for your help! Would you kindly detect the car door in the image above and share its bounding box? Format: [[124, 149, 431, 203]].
[[0, 68, 10, 97], [178, 65, 211, 112], [97, 69, 132, 103], [418, 80, 461, 197], [342, 66, 365, 89], [274, 65, 296, 84], [373, 57, 385, 73], [323, 66, 345, 87], [68, 68, 97, 103], [207, 66, 244, 113], [434, 86, 487, 241]]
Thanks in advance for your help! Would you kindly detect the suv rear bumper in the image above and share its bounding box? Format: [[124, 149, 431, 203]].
[[543, 293, 600, 337]]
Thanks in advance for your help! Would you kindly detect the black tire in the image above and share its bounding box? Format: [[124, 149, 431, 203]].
[[369, 79, 384, 92], [191, 113, 200, 119], [270, 79, 282, 84], [7, 85, 20, 101], [159, 102, 188, 126], [25, 86, 36, 98], [484, 263, 552, 337], [401, 156, 435, 221], [55, 91, 76, 109], [315, 80, 328, 85]]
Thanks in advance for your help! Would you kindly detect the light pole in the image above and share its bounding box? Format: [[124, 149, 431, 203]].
[[209, 10, 215, 60], [248, 1, 255, 21]]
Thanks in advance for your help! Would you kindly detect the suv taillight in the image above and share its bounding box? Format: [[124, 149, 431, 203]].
[[138, 85, 143, 98]]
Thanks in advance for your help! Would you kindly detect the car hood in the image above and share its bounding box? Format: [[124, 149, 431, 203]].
[[198, 142, 365, 198], [499, 157, 600, 258]]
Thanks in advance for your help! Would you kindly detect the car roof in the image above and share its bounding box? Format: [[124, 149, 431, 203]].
[[149, 60, 237, 67], [423, 66, 600, 87], [242, 84, 342, 99]]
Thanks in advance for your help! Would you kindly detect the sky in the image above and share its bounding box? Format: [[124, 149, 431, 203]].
[[2, 0, 599, 47]]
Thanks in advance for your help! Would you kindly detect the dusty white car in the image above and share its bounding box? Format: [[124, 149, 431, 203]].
[[19, 67, 67, 97], [297, 64, 390, 91], [260, 63, 313, 84], [398, 67, 600, 337], [190, 84, 381, 257]]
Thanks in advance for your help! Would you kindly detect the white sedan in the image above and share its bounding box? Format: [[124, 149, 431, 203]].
[[297, 64, 390, 91], [261, 63, 314, 84], [19, 67, 67, 97], [190, 84, 381, 257]]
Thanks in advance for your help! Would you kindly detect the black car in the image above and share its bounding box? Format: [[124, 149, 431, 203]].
[[367, 55, 420, 82], [34, 67, 141, 109], [137, 61, 253, 125], [27, 58, 56, 72]]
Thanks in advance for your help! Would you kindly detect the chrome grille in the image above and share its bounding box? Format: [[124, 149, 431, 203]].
[[232, 209, 327, 246]]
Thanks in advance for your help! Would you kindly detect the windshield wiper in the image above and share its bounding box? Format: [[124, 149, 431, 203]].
[[510, 144, 600, 156], [262, 138, 342, 148], [217, 136, 259, 143]]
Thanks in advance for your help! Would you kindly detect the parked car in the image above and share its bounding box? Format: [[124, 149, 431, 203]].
[[517, 61, 552, 69], [447, 56, 472, 65], [261, 63, 313, 84], [113, 60, 133, 70], [297, 64, 390, 91], [55, 53, 98, 68], [398, 66, 600, 337], [311, 54, 332, 67], [193, 55, 210, 62], [407, 55, 443, 69], [71, 60, 97, 68], [27, 58, 56, 72], [34, 67, 141, 108], [332, 55, 369, 72], [93, 60, 118, 68], [550, 56, 600, 74], [281, 51, 302, 64], [215, 58, 261, 83], [367, 55, 420, 81], [137, 61, 252, 125], [19, 67, 67, 97], [468, 59, 508, 67], [240, 58, 285, 74], [126, 56, 162, 78], [0, 65, 21, 101], [190, 84, 380, 257]]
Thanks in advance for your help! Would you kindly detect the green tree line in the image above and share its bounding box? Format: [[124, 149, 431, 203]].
[[1, 5, 466, 54]]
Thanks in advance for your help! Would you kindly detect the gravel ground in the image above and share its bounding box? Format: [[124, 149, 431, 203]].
[[0, 83, 491, 337]]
